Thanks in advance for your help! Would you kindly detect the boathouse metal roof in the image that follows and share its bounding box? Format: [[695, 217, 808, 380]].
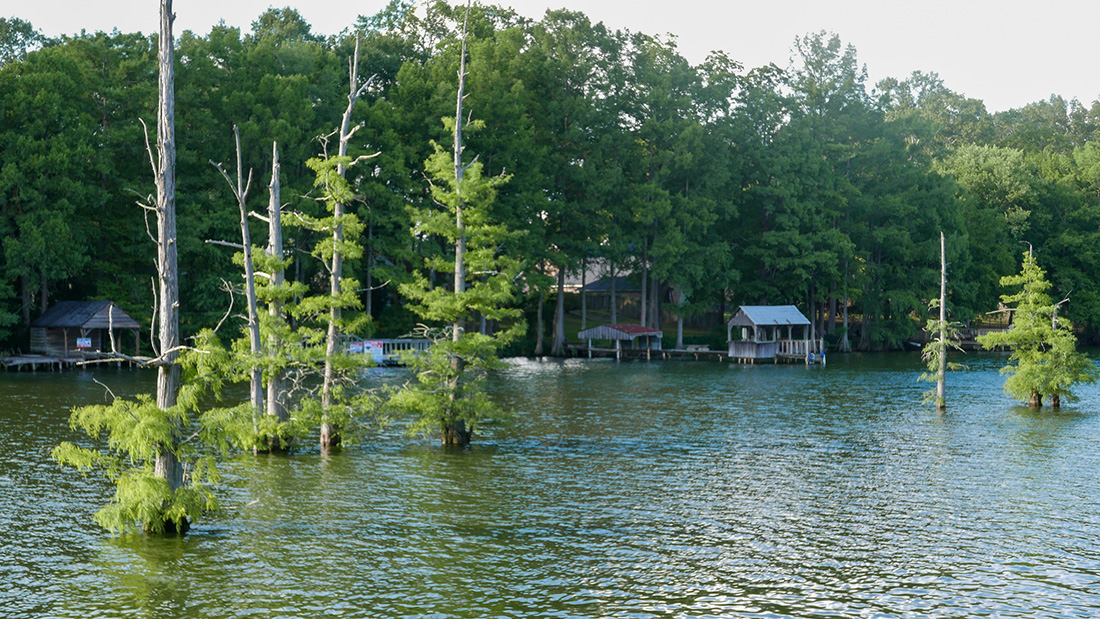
[[577, 323, 663, 341], [727, 305, 810, 328], [580, 275, 642, 293], [30, 301, 141, 330]]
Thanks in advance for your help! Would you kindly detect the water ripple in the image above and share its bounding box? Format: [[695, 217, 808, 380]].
[[4, 355, 1100, 617]]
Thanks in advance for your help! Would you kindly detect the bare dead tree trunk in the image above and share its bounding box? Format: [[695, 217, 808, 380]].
[[451, 13, 468, 345], [365, 221, 373, 319], [153, 0, 184, 533], [534, 265, 545, 356], [213, 126, 262, 435], [444, 2, 473, 446], [936, 231, 946, 410], [321, 37, 370, 449], [266, 142, 288, 429]]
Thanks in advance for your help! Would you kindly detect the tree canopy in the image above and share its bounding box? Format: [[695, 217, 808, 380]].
[[3, 4, 1100, 357]]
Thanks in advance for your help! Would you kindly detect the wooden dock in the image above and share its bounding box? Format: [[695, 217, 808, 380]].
[[566, 344, 822, 363], [1, 356, 82, 371], [909, 326, 1009, 351], [0, 354, 146, 371]]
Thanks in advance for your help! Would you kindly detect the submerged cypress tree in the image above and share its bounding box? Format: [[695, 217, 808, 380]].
[[978, 250, 1097, 408], [391, 2, 523, 446]]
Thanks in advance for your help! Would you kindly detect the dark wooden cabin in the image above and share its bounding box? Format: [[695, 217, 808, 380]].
[[30, 301, 140, 358]]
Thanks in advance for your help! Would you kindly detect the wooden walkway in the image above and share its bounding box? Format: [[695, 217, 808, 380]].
[[566, 342, 828, 365], [1, 356, 82, 371], [0, 354, 146, 371], [567, 345, 820, 363]]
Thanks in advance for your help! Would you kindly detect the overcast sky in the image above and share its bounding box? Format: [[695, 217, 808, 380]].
[[8, 0, 1099, 112]]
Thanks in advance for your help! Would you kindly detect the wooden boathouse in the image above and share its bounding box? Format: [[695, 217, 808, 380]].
[[727, 305, 824, 363], [577, 324, 663, 360], [30, 301, 141, 358]]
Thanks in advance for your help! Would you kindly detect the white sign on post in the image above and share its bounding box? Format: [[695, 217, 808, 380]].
[[365, 341, 385, 363]]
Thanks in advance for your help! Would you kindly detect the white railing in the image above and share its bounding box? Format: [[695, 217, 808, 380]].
[[342, 337, 433, 365], [777, 339, 825, 358]]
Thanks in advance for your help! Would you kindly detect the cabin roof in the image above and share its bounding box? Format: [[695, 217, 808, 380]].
[[578, 323, 663, 340], [580, 275, 642, 293], [727, 305, 810, 328], [30, 301, 141, 330]]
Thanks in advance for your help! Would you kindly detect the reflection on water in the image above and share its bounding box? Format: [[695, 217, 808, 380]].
[[3, 354, 1100, 618]]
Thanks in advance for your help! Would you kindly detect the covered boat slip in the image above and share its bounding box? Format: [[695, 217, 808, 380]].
[[341, 336, 432, 365], [3, 301, 143, 371], [577, 324, 663, 360], [727, 305, 825, 364]]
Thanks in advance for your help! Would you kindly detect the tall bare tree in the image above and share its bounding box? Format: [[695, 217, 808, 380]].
[[211, 126, 262, 431], [266, 142, 289, 427], [152, 0, 184, 526], [320, 37, 371, 448]]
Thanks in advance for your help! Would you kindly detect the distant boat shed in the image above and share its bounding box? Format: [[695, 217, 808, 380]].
[[30, 301, 141, 358], [577, 323, 663, 360], [727, 305, 823, 363]]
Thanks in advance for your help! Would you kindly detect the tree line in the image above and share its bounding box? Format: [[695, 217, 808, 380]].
[[5, 1, 1100, 358], [10, 0, 1100, 534]]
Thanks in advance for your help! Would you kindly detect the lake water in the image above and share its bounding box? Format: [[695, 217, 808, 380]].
[[3, 353, 1100, 618]]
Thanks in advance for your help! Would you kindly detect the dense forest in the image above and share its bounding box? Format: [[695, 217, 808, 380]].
[[4, 1, 1100, 354]]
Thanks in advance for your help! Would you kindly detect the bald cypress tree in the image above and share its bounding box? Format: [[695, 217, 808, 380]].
[[52, 0, 218, 534], [392, 2, 522, 447], [978, 250, 1097, 408]]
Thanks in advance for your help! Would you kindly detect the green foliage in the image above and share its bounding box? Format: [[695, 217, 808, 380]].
[[177, 329, 292, 452], [0, 278, 17, 342], [51, 395, 219, 534], [977, 252, 1097, 406], [9, 8, 1100, 355], [0, 17, 47, 66], [387, 327, 506, 439], [396, 69, 524, 442]]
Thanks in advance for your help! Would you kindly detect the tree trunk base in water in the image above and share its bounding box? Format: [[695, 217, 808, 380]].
[[1051, 394, 1061, 409], [261, 438, 294, 454], [442, 419, 471, 447], [320, 423, 341, 449], [1029, 392, 1042, 408], [150, 518, 190, 535]]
